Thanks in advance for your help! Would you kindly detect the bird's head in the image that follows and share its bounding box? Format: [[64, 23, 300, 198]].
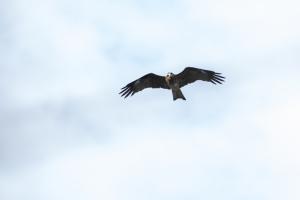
[[166, 72, 174, 78]]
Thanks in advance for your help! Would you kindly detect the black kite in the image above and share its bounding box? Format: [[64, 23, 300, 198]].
[[119, 67, 225, 101]]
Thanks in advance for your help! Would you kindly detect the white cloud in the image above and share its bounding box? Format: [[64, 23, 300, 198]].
[[1, 0, 300, 199], [0, 130, 269, 200]]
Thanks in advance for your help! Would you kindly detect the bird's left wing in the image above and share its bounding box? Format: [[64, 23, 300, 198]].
[[175, 67, 225, 88], [119, 73, 169, 98]]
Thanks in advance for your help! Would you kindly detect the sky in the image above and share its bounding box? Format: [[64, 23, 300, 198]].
[[0, 0, 300, 199]]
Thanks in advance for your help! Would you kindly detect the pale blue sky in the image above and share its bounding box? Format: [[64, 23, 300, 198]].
[[0, 0, 300, 200]]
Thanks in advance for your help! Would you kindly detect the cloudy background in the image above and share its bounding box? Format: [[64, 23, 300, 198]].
[[1, 0, 300, 199]]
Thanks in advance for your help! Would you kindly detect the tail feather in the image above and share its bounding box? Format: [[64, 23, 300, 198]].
[[172, 89, 186, 101]]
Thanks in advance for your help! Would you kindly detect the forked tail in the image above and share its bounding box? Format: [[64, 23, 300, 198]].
[[172, 89, 186, 101]]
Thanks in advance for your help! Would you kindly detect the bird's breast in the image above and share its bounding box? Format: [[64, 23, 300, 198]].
[[165, 77, 179, 89]]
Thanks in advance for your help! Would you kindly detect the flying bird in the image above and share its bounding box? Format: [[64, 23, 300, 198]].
[[119, 67, 225, 101]]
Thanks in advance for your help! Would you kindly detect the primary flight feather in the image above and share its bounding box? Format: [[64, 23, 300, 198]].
[[119, 67, 225, 101]]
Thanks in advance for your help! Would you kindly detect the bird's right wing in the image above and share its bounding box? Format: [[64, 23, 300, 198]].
[[119, 73, 169, 98]]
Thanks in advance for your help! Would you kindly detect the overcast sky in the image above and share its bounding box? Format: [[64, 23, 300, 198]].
[[1, 0, 300, 200]]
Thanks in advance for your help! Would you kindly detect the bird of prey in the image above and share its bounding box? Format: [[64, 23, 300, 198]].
[[119, 67, 225, 101]]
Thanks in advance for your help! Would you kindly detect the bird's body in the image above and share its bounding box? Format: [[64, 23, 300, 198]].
[[119, 67, 225, 101], [165, 73, 186, 100]]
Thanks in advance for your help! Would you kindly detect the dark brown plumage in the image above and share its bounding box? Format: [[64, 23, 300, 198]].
[[119, 67, 225, 101], [119, 73, 169, 98], [176, 67, 225, 87]]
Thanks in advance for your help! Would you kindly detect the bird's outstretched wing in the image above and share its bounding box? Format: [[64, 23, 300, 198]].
[[119, 73, 169, 98], [175, 67, 225, 88]]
